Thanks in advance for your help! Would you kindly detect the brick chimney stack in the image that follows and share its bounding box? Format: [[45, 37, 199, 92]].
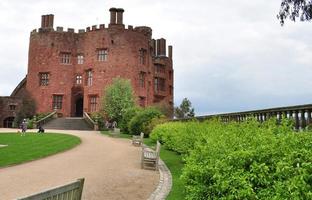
[[116, 8, 124, 25], [109, 7, 117, 24], [41, 14, 54, 29], [168, 45, 173, 59]]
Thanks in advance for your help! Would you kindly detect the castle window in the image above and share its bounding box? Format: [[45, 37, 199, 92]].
[[9, 105, 16, 111], [39, 72, 49, 86], [139, 72, 145, 88], [60, 52, 71, 64], [139, 49, 147, 64], [98, 49, 108, 61], [52, 95, 63, 109], [89, 95, 97, 112], [76, 75, 82, 84], [86, 70, 93, 86], [77, 55, 84, 64], [154, 77, 165, 92]]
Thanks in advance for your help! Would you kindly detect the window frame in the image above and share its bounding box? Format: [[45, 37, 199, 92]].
[[52, 95, 63, 110], [60, 52, 71, 64], [97, 49, 108, 61], [39, 72, 50, 86]]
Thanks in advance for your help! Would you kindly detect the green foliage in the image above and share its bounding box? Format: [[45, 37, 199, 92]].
[[119, 106, 142, 134], [90, 111, 106, 130], [174, 98, 195, 119], [102, 78, 135, 124], [35, 112, 50, 121], [150, 118, 312, 199], [26, 118, 34, 129], [128, 107, 162, 136]]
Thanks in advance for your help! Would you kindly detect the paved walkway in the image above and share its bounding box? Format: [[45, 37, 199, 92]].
[[0, 129, 159, 200]]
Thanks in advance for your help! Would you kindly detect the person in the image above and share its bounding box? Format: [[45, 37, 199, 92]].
[[38, 126, 45, 133], [21, 119, 27, 136]]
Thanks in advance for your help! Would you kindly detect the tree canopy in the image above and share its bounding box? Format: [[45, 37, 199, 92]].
[[278, 0, 312, 25], [102, 78, 135, 124], [174, 98, 195, 119]]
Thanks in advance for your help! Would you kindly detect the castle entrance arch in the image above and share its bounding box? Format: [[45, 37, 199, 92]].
[[75, 97, 83, 117], [3, 117, 15, 128], [71, 86, 84, 117]]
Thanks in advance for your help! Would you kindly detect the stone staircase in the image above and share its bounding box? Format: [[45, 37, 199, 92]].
[[42, 117, 93, 130]]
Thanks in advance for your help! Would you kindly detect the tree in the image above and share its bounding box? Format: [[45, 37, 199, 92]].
[[278, 0, 312, 25], [102, 78, 135, 124], [174, 98, 195, 119]]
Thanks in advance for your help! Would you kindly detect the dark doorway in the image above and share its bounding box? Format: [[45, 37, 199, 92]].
[[75, 98, 83, 117], [3, 117, 15, 128]]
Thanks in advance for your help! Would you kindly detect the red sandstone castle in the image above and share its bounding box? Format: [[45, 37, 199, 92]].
[[28, 8, 174, 117], [0, 7, 174, 125]]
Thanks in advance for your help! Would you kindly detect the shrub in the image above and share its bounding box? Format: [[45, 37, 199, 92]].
[[150, 118, 312, 199], [119, 107, 142, 134], [90, 112, 106, 130], [128, 107, 162, 136]]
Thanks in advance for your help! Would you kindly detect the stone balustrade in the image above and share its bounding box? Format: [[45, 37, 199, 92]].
[[178, 104, 312, 130]]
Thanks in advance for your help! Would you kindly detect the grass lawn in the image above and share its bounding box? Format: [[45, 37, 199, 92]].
[[0, 132, 81, 168], [101, 130, 185, 199]]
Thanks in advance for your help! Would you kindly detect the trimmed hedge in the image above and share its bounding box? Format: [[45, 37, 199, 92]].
[[150, 118, 312, 199]]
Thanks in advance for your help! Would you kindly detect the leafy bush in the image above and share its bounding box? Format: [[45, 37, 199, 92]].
[[128, 107, 162, 136], [90, 112, 106, 130], [150, 118, 312, 199], [35, 112, 50, 121], [119, 107, 142, 134]]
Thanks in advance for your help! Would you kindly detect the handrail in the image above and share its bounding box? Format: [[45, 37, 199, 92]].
[[174, 103, 312, 130], [83, 112, 98, 131], [34, 111, 57, 128]]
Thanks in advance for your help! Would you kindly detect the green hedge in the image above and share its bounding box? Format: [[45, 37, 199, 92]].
[[150, 118, 312, 199], [128, 107, 162, 136]]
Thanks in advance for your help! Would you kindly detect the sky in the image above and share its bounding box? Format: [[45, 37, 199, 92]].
[[1, 0, 312, 116]]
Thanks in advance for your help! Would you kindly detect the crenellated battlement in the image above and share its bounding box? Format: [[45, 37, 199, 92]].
[[25, 7, 174, 118]]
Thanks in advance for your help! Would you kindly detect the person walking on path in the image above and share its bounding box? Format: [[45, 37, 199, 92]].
[[21, 119, 27, 136]]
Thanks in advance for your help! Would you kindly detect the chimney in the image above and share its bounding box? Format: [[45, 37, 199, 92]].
[[48, 14, 54, 28], [159, 38, 166, 56], [168, 45, 173, 59], [109, 8, 117, 24], [41, 14, 54, 29], [156, 39, 161, 56], [116, 8, 124, 25]]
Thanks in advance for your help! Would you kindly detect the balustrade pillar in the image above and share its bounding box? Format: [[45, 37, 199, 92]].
[[294, 111, 299, 130], [300, 110, 306, 130], [306, 110, 311, 128]]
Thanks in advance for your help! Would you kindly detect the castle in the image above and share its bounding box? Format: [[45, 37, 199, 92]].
[[0, 8, 174, 127]]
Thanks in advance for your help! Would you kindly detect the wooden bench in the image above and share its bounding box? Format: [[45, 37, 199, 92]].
[[141, 141, 161, 171], [132, 132, 144, 146], [17, 178, 84, 200]]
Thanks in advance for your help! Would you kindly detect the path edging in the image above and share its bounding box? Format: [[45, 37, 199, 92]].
[[147, 159, 172, 200]]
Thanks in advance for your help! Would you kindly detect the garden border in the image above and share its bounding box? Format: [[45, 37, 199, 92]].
[[147, 159, 172, 200]]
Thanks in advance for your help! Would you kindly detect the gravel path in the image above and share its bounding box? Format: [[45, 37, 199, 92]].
[[0, 129, 159, 200]]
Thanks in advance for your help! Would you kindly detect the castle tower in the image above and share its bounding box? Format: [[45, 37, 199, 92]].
[[26, 8, 174, 117]]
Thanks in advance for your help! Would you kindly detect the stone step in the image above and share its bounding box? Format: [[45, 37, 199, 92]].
[[43, 118, 93, 130]]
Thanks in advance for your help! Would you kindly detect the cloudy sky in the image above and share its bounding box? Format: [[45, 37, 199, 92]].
[[1, 0, 312, 116]]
